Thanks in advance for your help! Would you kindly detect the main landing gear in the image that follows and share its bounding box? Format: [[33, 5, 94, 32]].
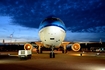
[[37, 46, 42, 54], [50, 46, 55, 58], [62, 47, 67, 53]]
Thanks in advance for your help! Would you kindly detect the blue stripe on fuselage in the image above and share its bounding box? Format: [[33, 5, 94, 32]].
[[39, 20, 66, 32]]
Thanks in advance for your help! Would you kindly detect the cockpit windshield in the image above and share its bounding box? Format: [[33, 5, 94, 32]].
[[39, 17, 66, 31]]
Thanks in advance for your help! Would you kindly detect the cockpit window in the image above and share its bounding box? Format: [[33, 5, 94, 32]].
[[41, 17, 65, 26], [39, 17, 66, 31]]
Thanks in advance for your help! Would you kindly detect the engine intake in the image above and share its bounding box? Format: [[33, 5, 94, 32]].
[[71, 43, 81, 51], [24, 43, 33, 50]]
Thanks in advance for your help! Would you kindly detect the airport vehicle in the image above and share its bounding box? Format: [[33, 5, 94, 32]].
[[18, 50, 32, 59]]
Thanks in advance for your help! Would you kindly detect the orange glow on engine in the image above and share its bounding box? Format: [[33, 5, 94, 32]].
[[71, 43, 81, 51], [24, 43, 32, 50]]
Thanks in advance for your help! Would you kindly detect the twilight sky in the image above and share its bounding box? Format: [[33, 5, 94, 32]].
[[0, 0, 105, 43]]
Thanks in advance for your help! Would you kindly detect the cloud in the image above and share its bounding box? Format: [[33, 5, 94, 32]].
[[0, 16, 40, 42], [0, 0, 105, 42], [67, 26, 105, 33], [0, 16, 105, 43], [65, 31, 105, 42], [0, 0, 105, 33]]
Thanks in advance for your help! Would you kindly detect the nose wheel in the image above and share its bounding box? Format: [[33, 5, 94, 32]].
[[50, 51, 55, 58], [50, 46, 55, 58]]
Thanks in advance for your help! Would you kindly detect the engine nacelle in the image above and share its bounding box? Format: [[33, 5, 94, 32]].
[[71, 43, 81, 51], [24, 43, 33, 50]]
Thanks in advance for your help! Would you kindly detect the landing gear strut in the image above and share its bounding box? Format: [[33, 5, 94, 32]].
[[37, 46, 42, 54], [50, 46, 55, 58], [62, 47, 67, 53]]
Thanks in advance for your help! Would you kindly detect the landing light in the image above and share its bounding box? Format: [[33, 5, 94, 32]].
[[27, 46, 30, 48]]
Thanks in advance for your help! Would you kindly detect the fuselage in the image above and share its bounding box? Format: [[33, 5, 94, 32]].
[[39, 17, 66, 48]]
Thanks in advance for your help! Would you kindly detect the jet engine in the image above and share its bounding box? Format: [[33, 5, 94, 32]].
[[24, 43, 33, 50], [71, 43, 81, 51]]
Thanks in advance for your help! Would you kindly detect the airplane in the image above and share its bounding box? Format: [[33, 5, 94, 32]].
[[23, 16, 81, 58], [1, 16, 103, 58]]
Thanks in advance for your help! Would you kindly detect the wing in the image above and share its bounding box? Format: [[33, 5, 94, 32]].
[[60, 40, 103, 52]]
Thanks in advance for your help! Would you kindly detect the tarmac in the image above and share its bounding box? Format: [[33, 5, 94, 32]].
[[0, 51, 105, 70]]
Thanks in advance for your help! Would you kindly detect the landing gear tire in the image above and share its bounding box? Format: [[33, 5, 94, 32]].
[[40, 48, 42, 53], [50, 52, 55, 58], [62, 50, 64, 53], [64, 50, 67, 53]]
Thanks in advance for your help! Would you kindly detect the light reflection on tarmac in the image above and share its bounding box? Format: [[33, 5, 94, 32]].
[[0, 51, 105, 70]]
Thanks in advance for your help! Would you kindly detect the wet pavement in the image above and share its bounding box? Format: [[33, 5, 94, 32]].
[[0, 51, 105, 70]]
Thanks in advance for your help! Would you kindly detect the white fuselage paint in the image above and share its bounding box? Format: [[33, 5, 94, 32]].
[[39, 26, 66, 48]]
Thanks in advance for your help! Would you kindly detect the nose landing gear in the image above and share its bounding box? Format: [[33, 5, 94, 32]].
[[50, 46, 55, 58]]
